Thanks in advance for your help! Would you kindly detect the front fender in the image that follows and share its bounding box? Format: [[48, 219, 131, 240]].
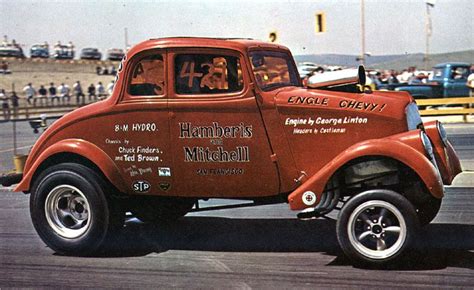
[[15, 139, 127, 193], [288, 131, 443, 210]]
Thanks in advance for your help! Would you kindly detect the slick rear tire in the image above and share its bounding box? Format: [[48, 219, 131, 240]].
[[30, 163, 124, 256], [336, 190, 419, 266]]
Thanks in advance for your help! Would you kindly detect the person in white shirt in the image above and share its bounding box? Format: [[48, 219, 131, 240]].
[[106, 80, 114, 97], [58, 83, 70, 105], [96, 82, 106, 99], [23, 83, 36, 106]]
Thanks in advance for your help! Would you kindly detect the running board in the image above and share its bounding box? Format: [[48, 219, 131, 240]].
[[189, 199, 280, 213]]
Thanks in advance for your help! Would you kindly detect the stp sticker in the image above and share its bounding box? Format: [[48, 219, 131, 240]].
[[158, 167, 171, 177], [302, 191, 317, 206], [132, 181, 151, 193]]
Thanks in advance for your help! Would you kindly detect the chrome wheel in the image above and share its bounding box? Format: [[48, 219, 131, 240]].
[[347, 200, 407, 260], [45, 185, 91, 239]]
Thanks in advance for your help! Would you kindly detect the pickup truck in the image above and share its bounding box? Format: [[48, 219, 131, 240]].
[[395, 62, 471, 99], [2, 37, 462, 266]]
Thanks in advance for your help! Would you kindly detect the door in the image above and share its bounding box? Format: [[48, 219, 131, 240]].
[[445, 65, 470, 97], [103, 49, 173, 196], [167, 49, 279, 198]]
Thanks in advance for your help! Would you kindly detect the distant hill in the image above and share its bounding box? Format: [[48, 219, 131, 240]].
[[294, 50, 474, 71]]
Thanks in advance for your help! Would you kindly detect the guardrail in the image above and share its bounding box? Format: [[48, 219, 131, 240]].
[[417, 96, 474, 122], [1, 103, 95, 123]]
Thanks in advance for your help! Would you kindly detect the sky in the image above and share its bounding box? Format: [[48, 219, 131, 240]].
[[1, 0, 473, 56]]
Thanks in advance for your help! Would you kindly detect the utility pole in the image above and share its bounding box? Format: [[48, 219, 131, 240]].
[[424, 1, 435, 70], [359, 0, 366, 66], [124, 27, 129, 51]]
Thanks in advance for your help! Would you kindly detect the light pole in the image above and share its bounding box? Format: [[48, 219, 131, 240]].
[[359, 0, 366, 66], [424, 0, 435, 70]]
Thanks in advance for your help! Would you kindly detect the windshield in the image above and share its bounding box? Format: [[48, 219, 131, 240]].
[[249, 50, 300, 91]]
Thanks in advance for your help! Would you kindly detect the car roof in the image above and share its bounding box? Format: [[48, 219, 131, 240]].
[[125, 37, 289, 59]]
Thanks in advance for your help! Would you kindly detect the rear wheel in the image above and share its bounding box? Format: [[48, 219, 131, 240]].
[[337, 190, 419, 266], [30, 163, 124, 255]]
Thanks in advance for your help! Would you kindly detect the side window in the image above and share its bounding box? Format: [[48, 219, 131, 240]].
[[129, 54, 165, 96], [175, 54, 243, 95], [451, 66, 469, 80]]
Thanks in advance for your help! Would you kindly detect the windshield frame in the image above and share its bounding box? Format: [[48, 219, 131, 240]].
[[248, 49, 301, 91]]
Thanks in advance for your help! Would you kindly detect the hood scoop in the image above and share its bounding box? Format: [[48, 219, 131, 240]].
[[306, 65, 367, 93]]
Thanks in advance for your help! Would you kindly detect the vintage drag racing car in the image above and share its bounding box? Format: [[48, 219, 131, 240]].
[[4, 37, 462, 265]]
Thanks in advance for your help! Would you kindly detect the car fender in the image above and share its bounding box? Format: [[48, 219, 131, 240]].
[[288, 137, 444, 210], [15, 138, 126, 193]]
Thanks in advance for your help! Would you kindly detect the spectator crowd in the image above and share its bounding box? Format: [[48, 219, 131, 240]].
[[1, 80, 115, 121]]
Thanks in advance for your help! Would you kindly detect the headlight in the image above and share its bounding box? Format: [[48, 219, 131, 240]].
[[436, 121, 448, 147], [420, 131, 433, 157], [405, 102, 422, 130], [420, 131, 439, 171]]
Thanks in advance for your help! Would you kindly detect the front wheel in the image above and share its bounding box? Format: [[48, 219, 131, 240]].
[[30, 163, 124, 256], [337, 190, 419, 266]]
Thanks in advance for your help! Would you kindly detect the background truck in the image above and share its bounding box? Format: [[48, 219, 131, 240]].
[[395, 62, 472, 99], [1, 37, 462, 266]]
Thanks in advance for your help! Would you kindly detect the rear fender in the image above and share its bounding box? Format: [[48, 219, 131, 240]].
[[15, 139, 126, 193], [288, 133, 443, 210]]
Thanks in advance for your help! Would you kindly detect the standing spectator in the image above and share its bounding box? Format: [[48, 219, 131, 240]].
[[96, 81, 106, 99], [107, 80, 115, 97], [49, 82, 59, 106], [87, 83, 96, 102], [38, 85, 48, 106], [23, 83, 36, 106], [1, 89, 10, 120], [10, 91, 19, 117], [73, 81, 85, 105], [58, 83, 70, 105]]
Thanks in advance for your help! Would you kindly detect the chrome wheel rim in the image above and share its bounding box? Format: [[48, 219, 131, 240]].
[[45, 185, 91, 239], [347, 200, 407, 260]]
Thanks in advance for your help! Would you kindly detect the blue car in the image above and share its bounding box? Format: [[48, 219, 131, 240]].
[[30, 44, 49, 58]]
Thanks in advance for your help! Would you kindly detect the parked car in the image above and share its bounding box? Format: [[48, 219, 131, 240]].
[[107, 48, 125, 61], [0, 45, 25, 58], [52, 45, 74, 59], [2, 37, 462, 267], [30, 44, 49, 58], [395, 62, 472, 99], [80, 47, 102, 60]]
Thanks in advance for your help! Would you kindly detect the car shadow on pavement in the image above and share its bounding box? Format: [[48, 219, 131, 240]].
[[101, 217, 474, 271]]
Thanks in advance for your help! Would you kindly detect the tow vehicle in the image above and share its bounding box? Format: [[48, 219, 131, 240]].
[[1, 37, 462, 266]]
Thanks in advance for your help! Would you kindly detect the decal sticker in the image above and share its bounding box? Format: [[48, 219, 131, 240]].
[[184, 146, 249, 163], [197, 168, 245, 176], [284, 115, 369, 135], [339, 100, 387, 112], [179, 122, 253, 139], [287, 96, 329, 106], [132, 181, 151, 193], [114, 123, 158, 132], [179, 122, 253, 164], [158, 167, 171, 177], [302, 191, 317, 206], [159, 182, 171, 191], [124, 166, 153, 177], [114, 146, 163, 162]]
